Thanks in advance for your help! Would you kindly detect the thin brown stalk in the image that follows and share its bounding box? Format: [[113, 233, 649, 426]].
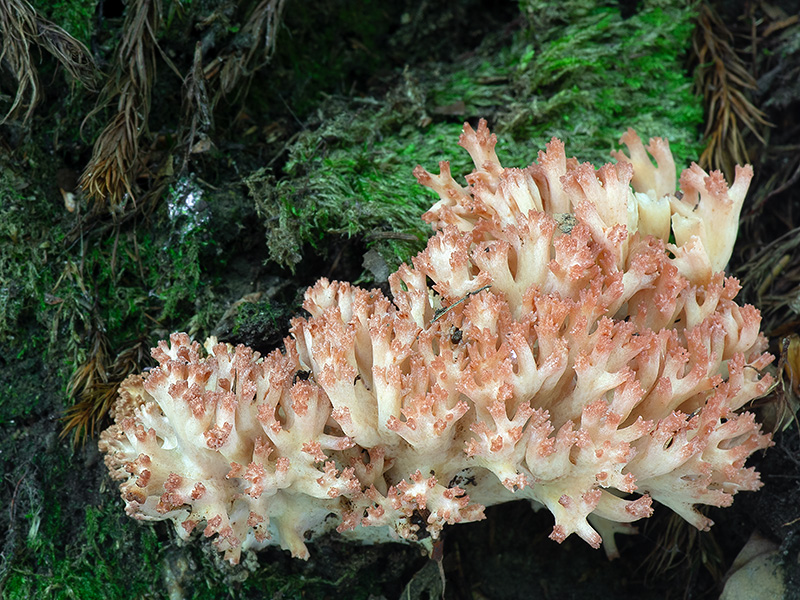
[[641, 512, 725, 594]]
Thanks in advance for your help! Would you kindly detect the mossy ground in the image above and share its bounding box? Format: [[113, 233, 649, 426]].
[[2, 0, 797, 599]]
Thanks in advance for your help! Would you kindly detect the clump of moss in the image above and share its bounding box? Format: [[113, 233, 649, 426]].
[[0, 157, 249, 352], [2, 498, 164, 599], [0, 158, 68, 354], [488, 0, 703, 165], [246, 90, 473, 274], [0, 143, 264, 446], [252, 0, 704, 278], [0, 433, 164, 599]]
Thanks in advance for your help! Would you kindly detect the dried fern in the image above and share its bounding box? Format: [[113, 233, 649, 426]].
[[81, 0, 286, 208], [0, 0, 96, 124], [736, 225, 800, 332], [692, 2, 771, 177], [79, 0, 162, 209], [62, 333, 150, 446]]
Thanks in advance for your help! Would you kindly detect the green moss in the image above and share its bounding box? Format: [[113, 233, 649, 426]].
[[253, 0, 704, 277], [247, 95, 473, 273], [425, 0, 704, 167], [2, 475, 163, 599], [506, 0, 704, 166], [0, 161, 66, 353], [0, 356, 56, 426], [0, 158, 243, 368], [30, 0, 97, 45]]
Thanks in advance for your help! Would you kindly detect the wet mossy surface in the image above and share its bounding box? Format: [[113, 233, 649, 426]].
[[2, 0, 799, 598]]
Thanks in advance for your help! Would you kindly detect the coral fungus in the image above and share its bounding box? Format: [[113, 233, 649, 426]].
[[99, 121, 772, 563]]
